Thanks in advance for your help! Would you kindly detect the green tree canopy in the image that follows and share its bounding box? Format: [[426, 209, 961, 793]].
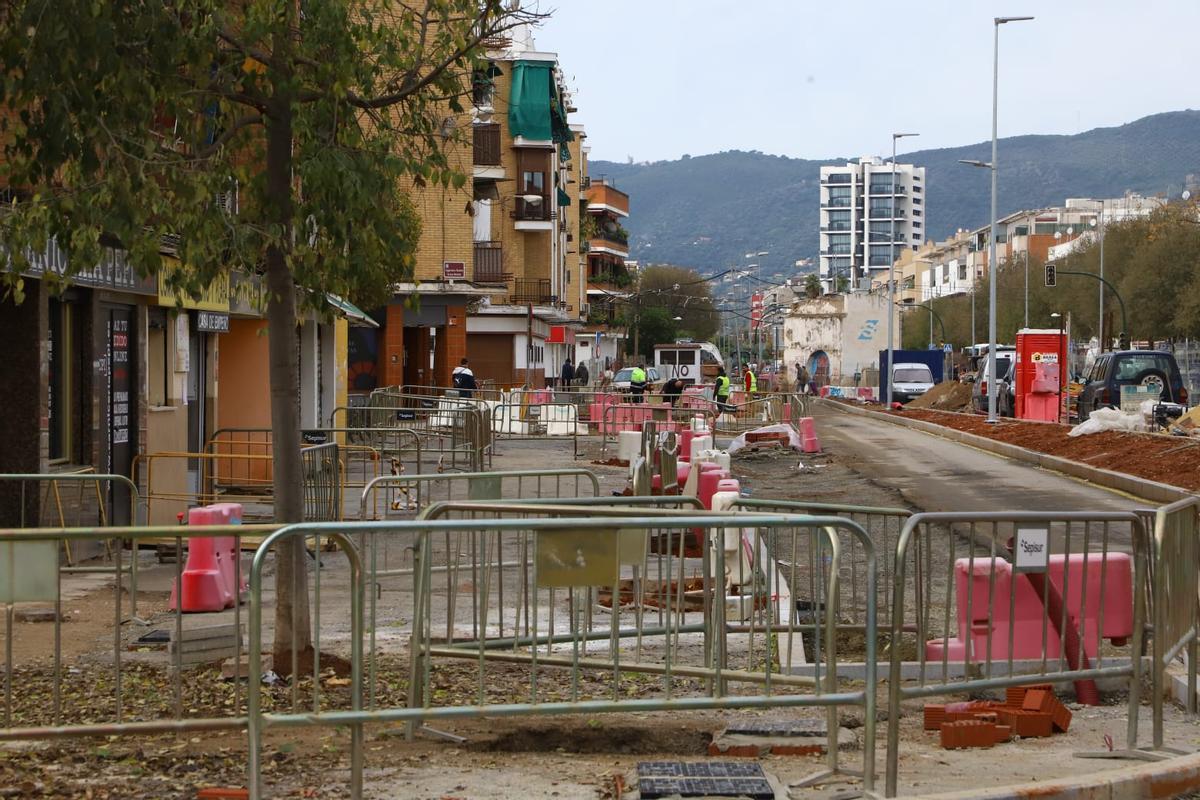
[[0, 0, 538, 662]]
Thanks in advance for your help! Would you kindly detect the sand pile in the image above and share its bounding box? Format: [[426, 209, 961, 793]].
[[906, 381, 973, 411]]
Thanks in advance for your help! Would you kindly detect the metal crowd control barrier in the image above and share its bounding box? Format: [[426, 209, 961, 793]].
[[209, 426, 422, 482], [734, 497, 912, 630], [331, 393, 491, 472], [598, 403, 717, 454], [358, 467, 602, 521], [489, 401, 583, 457], [1152, 497, 1200, 748], [300, 442, 342, 522], [246, 512, 878, 799], [0, 522, 277, 741], [0, 473, 145, 617], [884, 510, 1150, 797]]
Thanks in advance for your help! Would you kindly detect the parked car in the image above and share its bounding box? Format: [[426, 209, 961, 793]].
[[971, 348, 1016, 413], [612, 366, 662, 394], [997, 360, 1017, 417], [891, 363, 935, 404], [1076, 350, 1188, 421]]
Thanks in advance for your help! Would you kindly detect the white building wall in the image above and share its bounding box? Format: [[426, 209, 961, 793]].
[[781, 291, 899, 385]]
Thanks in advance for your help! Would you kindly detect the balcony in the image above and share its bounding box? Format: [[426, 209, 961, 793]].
[[473, 123, 502, 166], [472, 241, 509, 284], [821, 175, 853, 185], [823, 197, 853, 208], [511, 278, 554, 305], [584, 180, 630, 218], [868, 184, 906, 195], [822, 223, 852, 232], [514, 196, 552, 222]]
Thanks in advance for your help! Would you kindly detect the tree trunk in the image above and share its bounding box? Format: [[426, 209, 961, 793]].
[[264, 82, 311, 662]]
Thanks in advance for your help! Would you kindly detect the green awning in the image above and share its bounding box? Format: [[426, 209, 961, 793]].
[[509, 61, 553, 141], [509, 60, 575, 144], [557, 187, 571, 207], [326, 294, 379, 328]]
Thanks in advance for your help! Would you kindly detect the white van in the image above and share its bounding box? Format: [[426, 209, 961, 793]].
[[654, 341, 724, 385], [891, 363, 935, 403]]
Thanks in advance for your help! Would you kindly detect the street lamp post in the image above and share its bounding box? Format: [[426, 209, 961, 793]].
[[985, 15, 1033, 423], [885, 132, 919, 405]]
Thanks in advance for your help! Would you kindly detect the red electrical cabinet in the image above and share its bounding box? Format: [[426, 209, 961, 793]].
[[1015, 329, 1068, 422]]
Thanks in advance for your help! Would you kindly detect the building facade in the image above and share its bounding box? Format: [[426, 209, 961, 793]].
[[819, 157, 926, 293]]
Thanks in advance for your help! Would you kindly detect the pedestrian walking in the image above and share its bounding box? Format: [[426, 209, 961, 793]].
[[451, 358, 477, 398], [714, 367, 733, 413], [560, 357, 575, 391], [574, 361, 589, 387]]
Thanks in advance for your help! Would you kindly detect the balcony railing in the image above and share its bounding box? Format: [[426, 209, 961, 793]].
[[511, 278, 554, 304], [473, 241, 509, 283], [473, 123, 502, 166], [515, 196, 551, 221], [823, 197, 853, 207], [868, 184, 906, 195]]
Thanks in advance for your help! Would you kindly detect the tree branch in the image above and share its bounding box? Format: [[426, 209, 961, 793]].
[[194, 113, 265, 159]]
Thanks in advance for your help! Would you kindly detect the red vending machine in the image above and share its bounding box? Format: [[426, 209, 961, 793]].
[[1015, 329, 1068, 422]]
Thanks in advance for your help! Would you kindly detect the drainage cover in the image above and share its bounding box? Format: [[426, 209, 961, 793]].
[[637, 761, 772, 799]]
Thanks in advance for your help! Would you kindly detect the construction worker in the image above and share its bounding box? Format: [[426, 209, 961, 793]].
[[743, 364, 758, 395], [714, 366, 733, 412], [629, 362, 648, 403]]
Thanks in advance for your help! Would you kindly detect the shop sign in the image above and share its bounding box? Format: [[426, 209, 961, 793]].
[[157, 256, 231, 311], [195, 311, 230, 333], [11, 239, 157, 295], [443, 261, 466, 280]]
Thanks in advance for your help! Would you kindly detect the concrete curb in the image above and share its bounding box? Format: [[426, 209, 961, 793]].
[[902, 749, 1200, 799], [824, 400, 1195, 504]]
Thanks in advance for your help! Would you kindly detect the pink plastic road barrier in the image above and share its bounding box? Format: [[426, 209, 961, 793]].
[[169, 503, 245, 613], [797, 416, 821, 453], [925, 553, 1133, 662]]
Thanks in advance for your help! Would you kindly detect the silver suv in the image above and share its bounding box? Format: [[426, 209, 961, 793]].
[[972, 348, 1015, 413]]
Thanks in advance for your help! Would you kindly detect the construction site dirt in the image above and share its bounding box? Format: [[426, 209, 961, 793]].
[[3, 433, 1194, 799], [890, 406, 1200, 491]]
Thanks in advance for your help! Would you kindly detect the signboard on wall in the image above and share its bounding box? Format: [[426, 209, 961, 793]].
[[195, 311, 230, 333], [443, 261, 466, 280]]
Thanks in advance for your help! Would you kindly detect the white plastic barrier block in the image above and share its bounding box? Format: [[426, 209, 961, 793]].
[[689, 434, 713, 461]]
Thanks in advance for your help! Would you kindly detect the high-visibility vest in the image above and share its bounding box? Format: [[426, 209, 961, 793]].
[[630, 367, 647, 385], [746, 372, 758, 393], [715, 375, 731, 398]]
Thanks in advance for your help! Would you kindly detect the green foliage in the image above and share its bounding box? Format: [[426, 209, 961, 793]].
[[590, 111, 1200, 274], [638, 263, 719, 341], [0, 0, 528, 308], [630, 306, 677, 362], [803, 273, 821, 298], [900, 202, 1200, 350]]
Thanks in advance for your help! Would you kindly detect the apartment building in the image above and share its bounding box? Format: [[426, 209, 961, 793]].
[[578, 177, 632, 372], [819, 156, 926, 293], [346, 25, 590, 392]]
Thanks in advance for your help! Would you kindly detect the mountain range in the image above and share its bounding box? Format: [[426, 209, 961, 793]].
[[589, 110, 1200, 282]]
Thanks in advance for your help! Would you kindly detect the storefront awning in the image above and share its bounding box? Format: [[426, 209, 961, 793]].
[[326, 294, 379, 328]]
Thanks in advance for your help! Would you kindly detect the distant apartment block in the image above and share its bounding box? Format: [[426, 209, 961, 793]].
[[819, 156, 926, 292]]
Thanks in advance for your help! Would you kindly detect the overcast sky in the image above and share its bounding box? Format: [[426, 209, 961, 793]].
[[535, 0, 1200, 163]]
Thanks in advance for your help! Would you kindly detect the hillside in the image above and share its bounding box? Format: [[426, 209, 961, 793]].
[[591, 110, 1200, 280]]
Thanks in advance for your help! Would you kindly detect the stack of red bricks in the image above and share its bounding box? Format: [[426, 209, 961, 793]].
[[925, 684, 1072, 750]]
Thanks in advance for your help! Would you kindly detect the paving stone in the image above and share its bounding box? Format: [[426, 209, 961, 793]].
[[723, 718, 827, 737]]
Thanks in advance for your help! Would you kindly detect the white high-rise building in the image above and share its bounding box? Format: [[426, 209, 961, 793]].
[[819, 156, 926, 292]]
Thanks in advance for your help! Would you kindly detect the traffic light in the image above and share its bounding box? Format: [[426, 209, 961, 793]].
[[1118, 332, 1130, 350], [1045, 263, 1057, 287]]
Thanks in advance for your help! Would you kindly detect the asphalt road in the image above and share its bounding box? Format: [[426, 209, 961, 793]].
[[814, 402, 1148, 514]]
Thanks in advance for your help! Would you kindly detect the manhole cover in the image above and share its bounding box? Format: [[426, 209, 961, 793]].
[[637, 762, 772, 799]]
